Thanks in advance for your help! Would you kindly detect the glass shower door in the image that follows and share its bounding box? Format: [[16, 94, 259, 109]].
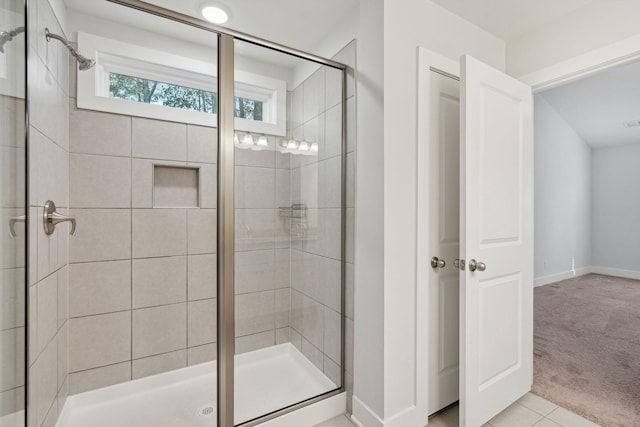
[[230, 39, 344, 425], [0, 0, 26, 426]]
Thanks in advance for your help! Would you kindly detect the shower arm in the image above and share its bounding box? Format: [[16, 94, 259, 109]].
[[44, 28, 95, 70], [0, 27, 25, 38], [45, 28, 81, 61]]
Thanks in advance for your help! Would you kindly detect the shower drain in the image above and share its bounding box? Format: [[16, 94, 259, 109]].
[[197, 405, 216, 417]]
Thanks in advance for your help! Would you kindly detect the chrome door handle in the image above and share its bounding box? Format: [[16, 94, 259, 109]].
[[44, 200, 76, 236], [8, 215, 25, 238], [468, 259, 486, 272], [431, 257, 446, 269]]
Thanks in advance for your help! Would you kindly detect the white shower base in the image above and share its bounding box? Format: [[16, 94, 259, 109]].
[[57, 343, 338, 427], [0, 410, 24, 427]]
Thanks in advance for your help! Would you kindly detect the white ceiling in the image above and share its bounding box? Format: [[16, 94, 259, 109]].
[[539, 60, 640, 149], [431, 0, 598, 40], [64, 0, 358, 74], [145, 0, 358, 51], [94, 0, 359, 54]]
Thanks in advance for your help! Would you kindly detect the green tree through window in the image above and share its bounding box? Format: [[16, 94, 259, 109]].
[[109, 72, 263, 121]]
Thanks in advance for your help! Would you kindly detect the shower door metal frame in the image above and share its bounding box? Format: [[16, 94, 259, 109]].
[[101, 2, 349, 427], [217, 33, 236, 427]]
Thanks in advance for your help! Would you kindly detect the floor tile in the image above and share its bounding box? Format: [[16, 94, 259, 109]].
[[533, 418, 563, 427], [314, 414, 356, 427], [311, 400, 594, 427], [429, 404, 459, 427], [546, 407, 600, 427], [518, 393, 559, 416], [488, 402, 544, 427]]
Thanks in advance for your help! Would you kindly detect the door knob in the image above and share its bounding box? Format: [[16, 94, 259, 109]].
[[468, 259, 486, 272], [44, 200, 76, 236], [431, 257, 446, 269]]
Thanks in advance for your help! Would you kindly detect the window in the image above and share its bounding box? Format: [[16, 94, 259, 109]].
[[108, 72, 265, 121], [109, 72, 218, 114], [77, 32, 287, 135]]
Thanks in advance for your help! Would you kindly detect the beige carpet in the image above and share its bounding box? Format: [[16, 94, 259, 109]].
[[533, 274, 640, 427]]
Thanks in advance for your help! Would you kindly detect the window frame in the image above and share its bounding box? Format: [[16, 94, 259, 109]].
[[77, 32, 287, 135]]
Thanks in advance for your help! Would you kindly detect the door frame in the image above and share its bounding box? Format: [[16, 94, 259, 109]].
[[417, 37, 640, 424], [518, 34, 640, 92]]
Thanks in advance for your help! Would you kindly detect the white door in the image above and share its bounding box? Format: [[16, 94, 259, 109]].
[[459, 55, 533, 426], [427, 70, 460, 415]]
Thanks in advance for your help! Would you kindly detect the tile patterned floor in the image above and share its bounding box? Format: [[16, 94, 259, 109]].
[[315, 393, 601, 427]]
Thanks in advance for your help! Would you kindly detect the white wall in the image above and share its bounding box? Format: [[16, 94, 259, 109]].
[[508, 1, 640, 77], [592, 143, 640, 277], [533, 96, 591, 286], [383, 0, 504, 420], [351, 0, 505, 425], [352, 0, 385, 424], [291, 5, 359, 88]]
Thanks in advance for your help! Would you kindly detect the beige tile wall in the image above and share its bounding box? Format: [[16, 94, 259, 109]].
[[233, 140, 292, 355], [287, 41, 357, 400], [0, 7, 28, 412], [66, 77, 292, 395], [26, 0, 71, 426], [66, 104, 219, 394], [0, 94, 27, 419]]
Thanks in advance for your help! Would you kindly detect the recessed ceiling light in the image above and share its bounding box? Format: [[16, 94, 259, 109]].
[[201, 3, 229, 24]]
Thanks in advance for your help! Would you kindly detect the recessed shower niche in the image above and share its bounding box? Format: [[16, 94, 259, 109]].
[[153, 165, 200, 208]]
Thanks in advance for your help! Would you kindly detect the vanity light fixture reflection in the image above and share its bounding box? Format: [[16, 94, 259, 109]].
[[279, 138, 317, 156], [256, 135, 269, 148], [233, 132, 270, 151]]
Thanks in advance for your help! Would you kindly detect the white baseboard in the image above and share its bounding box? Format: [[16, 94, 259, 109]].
[[351, 396, 429, 427], [590, 266, 640, 281], [534, 267, 592, 287], [351, 396, 384, 427], [535, 266, 640, 286]]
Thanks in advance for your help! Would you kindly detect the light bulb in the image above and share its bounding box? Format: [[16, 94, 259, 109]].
[[299, 141, 309, 151], [242, 133, 254, 146], [310, 142, 319, 153], [287, 139, 298, 150], [256, 135, 269, 147]]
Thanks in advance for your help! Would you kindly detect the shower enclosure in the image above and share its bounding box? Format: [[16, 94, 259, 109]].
[[1, 0, 349, 426], [0, 0, 26, 426]]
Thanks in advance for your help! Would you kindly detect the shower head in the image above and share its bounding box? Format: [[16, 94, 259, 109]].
[[77, 57, 96, 71], [45, 28, 96, 71], [0, 27, 25, 54], [74, 52, 96, 71]]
